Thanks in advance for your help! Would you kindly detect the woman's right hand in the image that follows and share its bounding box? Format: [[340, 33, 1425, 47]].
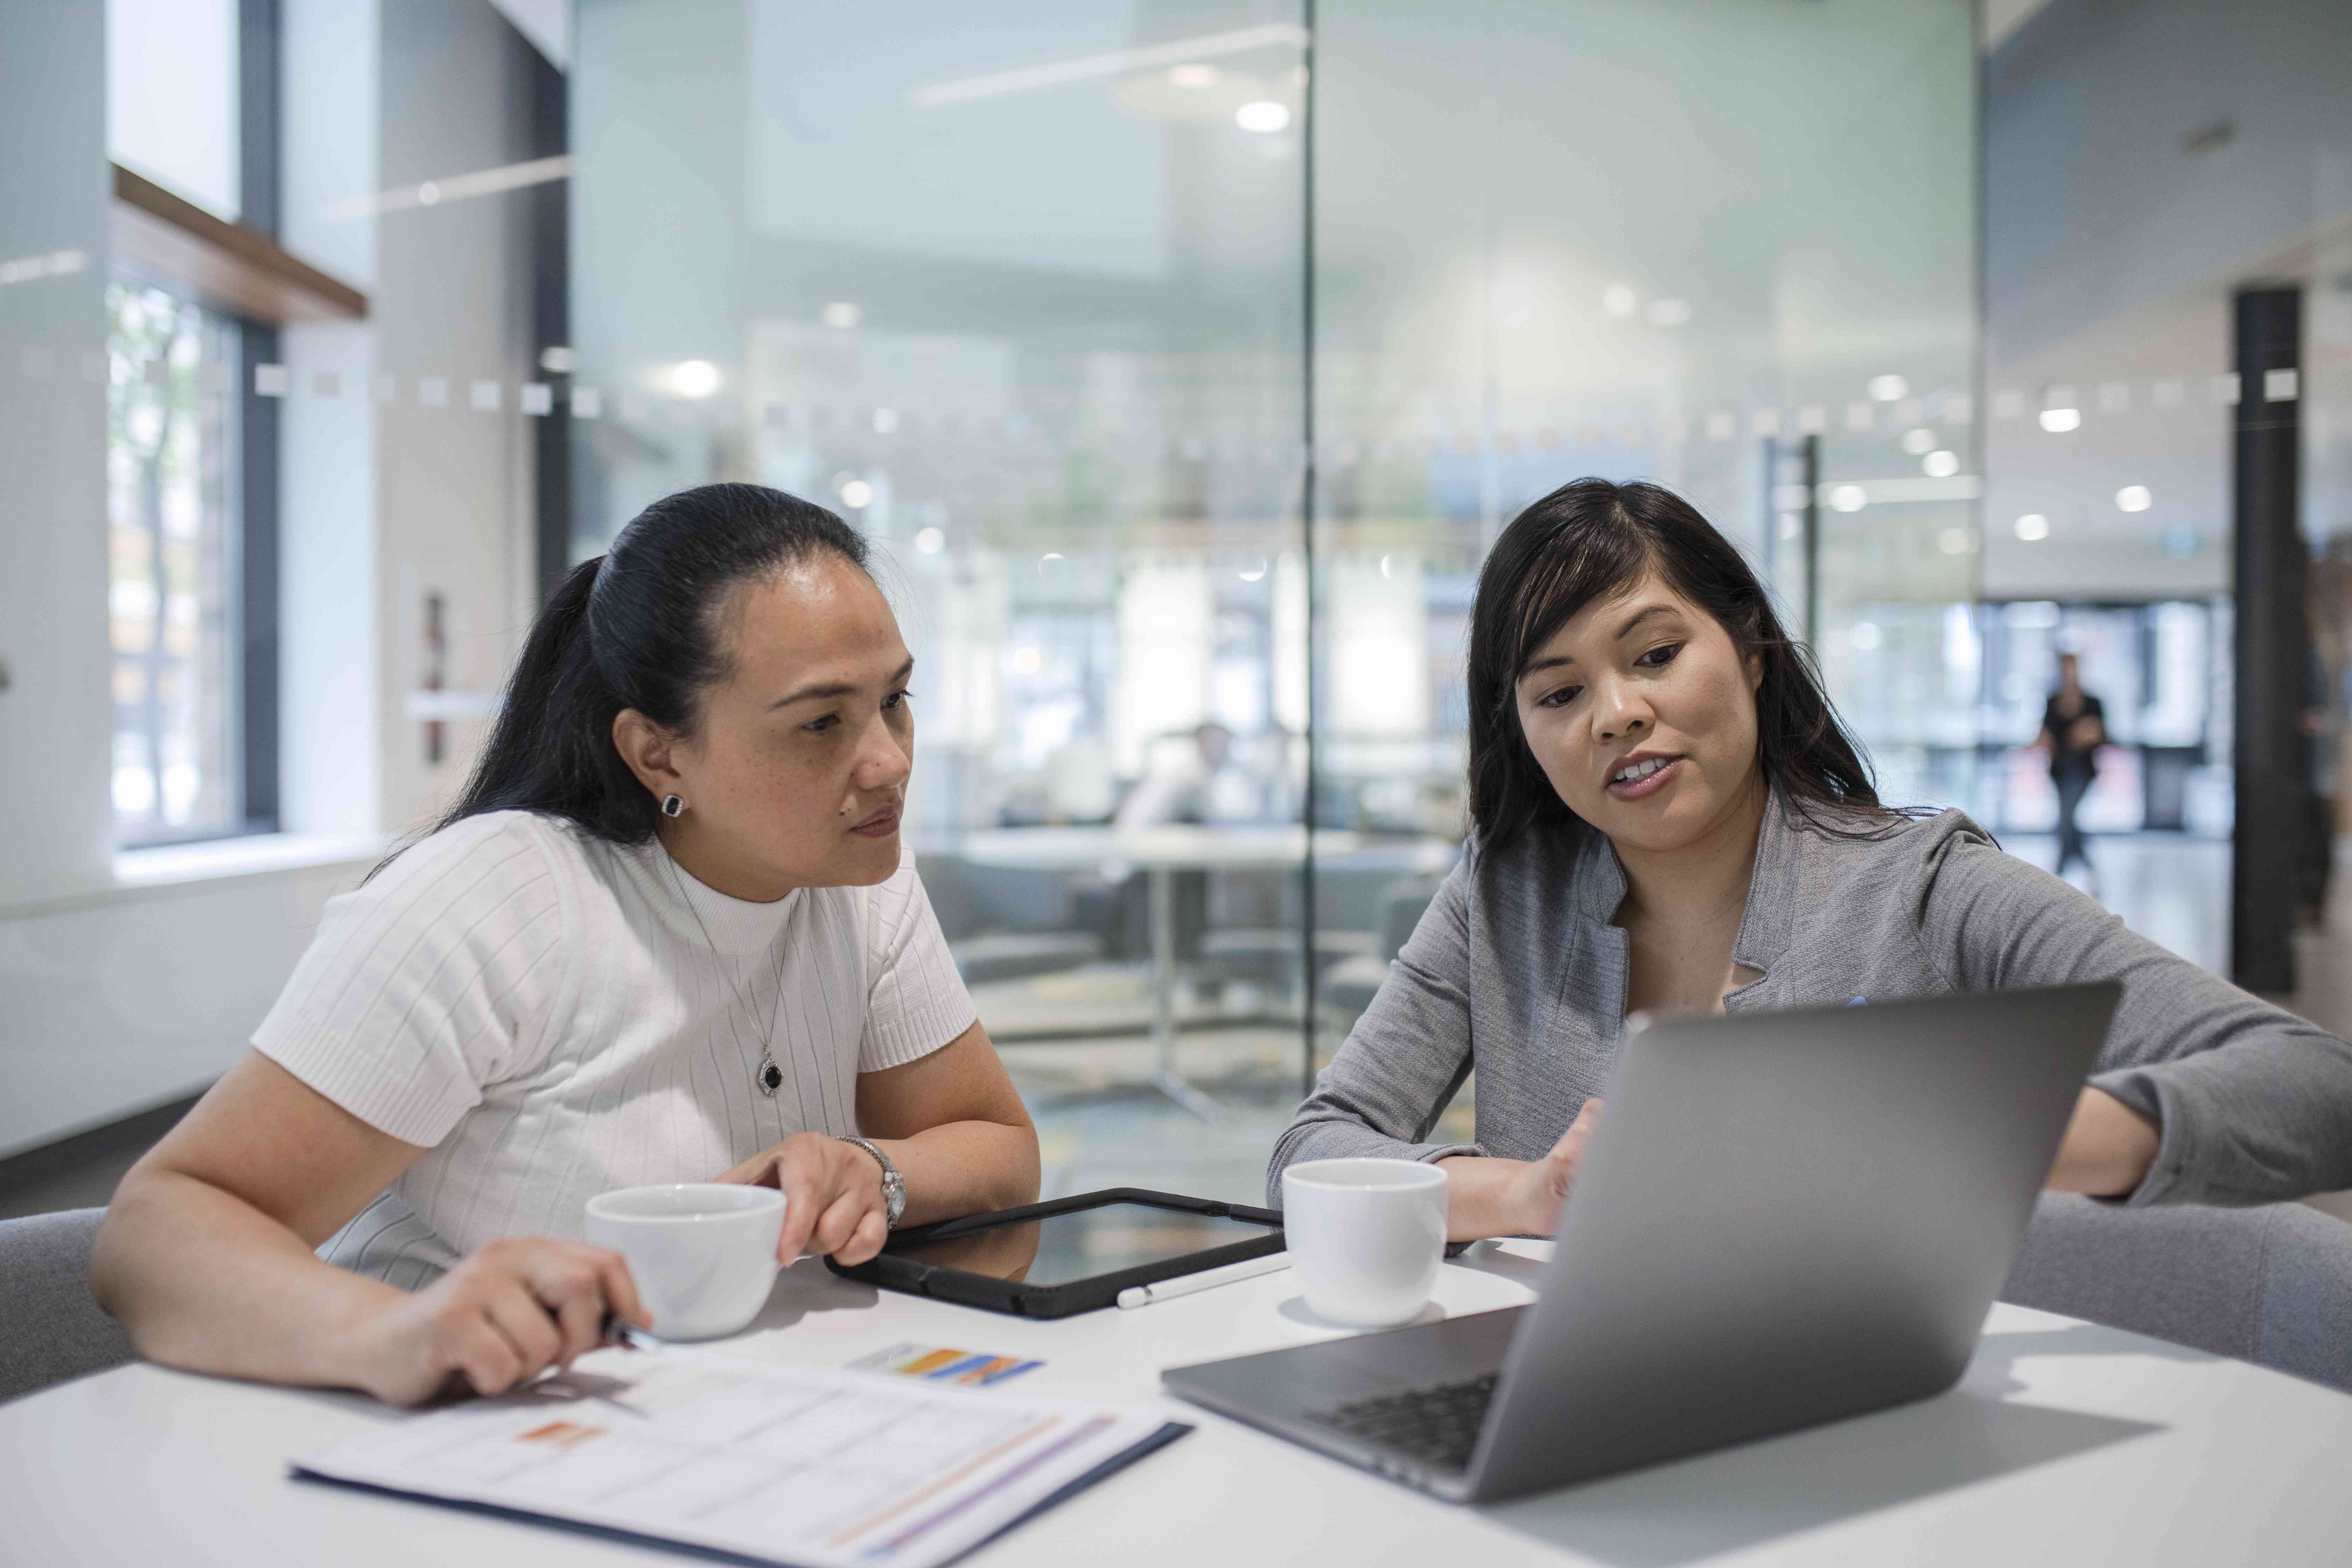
[[343, 1238, 649, 1407], [1439, 1098, 1605, 1241]]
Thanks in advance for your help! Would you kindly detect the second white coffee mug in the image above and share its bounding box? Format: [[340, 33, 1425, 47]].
[[583, 1183, 786, 1341], [1281, 1157, 1449, 1327]]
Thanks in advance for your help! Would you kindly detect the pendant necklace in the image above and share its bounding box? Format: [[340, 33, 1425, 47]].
[[664, 844, 789, 1097]]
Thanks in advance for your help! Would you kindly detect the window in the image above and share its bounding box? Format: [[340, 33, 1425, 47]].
[[105, 279, 251, 845]]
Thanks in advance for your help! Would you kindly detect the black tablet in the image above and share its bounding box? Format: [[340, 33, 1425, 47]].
[[825, 1187, 1284, 1319]]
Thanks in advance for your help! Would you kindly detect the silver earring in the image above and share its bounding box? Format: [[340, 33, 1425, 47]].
[[661, 794, 685, 818]]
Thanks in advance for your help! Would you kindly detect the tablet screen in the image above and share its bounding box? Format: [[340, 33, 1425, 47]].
[[886, 1202, 1275, 1287]]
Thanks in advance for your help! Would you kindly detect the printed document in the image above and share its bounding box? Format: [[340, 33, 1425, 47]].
[[293, 1345, 1180, 1567]]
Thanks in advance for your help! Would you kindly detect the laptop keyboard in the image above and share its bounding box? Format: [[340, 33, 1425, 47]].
[[1306, 1372, 1498, 1471]]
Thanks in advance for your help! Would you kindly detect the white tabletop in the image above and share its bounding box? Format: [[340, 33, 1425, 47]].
[[9, 1241, 2352, 1566]]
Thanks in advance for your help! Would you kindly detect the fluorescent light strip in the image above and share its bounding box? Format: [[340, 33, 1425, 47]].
[[332, 155, 573, 218], [911, 23, 1309, 107]]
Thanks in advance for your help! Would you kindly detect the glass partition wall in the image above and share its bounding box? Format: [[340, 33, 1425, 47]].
[[569, 0, 1979, 1200]]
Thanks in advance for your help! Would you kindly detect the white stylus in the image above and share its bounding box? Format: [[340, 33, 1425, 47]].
[[1116, 1252, 1291, 1309]]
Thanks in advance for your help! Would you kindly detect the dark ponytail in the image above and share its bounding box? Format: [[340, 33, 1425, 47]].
[[424, 482, 870, 853]]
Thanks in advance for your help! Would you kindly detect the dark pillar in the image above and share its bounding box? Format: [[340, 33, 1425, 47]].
[[528, 46, 572, 606], [2230, 286, 2304, 992], [1800, 433, 1821, 651]]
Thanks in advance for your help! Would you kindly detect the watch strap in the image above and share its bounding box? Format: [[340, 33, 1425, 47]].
[[837, 1135, 906, 1229]]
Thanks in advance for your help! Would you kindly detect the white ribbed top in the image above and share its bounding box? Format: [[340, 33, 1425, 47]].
[[253, 810, 975, 1287]]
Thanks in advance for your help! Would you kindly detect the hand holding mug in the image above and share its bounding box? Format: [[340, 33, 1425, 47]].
[[716, 1131, 891, 1266]]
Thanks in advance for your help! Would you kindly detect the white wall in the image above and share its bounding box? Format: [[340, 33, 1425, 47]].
[[0, 0, 114, 909], [0, 860, 370, 1156], [0, 0, 557, 1158]]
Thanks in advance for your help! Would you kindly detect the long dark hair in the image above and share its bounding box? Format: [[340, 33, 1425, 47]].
[[1465, 477, 1886, 852], [437, 482, 870, 847]]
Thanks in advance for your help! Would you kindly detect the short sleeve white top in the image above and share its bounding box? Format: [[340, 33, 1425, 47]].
[[252, 810, 977, 1287]]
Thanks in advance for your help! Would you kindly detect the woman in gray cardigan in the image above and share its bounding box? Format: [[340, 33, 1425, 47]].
[[1273, 478, 2352, 1242]]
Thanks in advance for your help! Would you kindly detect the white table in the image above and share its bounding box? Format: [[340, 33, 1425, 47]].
[[956, 826, 1455, 1118], [10, 1240, 2352, 1566]]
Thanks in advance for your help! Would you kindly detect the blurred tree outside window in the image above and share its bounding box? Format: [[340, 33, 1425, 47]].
[[106, 279, 240, 845]]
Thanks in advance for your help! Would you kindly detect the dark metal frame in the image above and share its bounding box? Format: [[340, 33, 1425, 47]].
[[237, 0, 283, 831]]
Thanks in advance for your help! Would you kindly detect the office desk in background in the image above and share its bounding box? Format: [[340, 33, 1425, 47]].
[[7, 1239, 2351, 1566], [958, 826, 1456, 1119]]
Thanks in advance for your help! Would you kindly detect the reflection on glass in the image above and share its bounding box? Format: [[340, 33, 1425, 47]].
[[1309, 0, 1979, 1096], [573, 2, 1314, 1085], [887, 1202, 1275, 1288], [106, 280, 239, 845]]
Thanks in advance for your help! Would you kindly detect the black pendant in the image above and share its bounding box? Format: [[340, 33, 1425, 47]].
[[758, 1059, 784, 1096]]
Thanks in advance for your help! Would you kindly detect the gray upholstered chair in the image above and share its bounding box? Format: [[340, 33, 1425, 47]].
[[2002, 1192, 2352, 1393], [0, 1208, 135, 1404]]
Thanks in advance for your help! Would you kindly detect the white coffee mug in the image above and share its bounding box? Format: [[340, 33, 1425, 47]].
[[1281, 1158, 1449, 1327], [583, 1183, 786, 1342]]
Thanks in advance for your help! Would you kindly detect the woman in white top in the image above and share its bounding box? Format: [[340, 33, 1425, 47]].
[[93, 483, 1039, 1405]]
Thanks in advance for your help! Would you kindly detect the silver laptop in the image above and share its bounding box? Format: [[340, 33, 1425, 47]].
[[1163, 983, 2120, 1502]]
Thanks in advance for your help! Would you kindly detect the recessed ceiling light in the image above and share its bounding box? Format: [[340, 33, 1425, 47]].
[[2116, 485, 2152, 512], [2038, 407, 2081, 433], [820, 301, 862, 329], [1168, 63, 1218, 88], [1938, 526, 1976, 555], [1235, 100, 1290, 133], [1868, 374, 1908, 402], [2014, 513, 2051, 541], [668, 359, 720, 399], [913, 526, 945, 554], [1922, 449, 1960, 478], [1900, 427, 1936, 454], [1828, 484, 1868, 513], [1603, 285, 1636, 318], [836, 476, 874, 509]]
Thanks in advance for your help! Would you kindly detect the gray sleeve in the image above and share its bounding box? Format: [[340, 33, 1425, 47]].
[[1919, 834, 2352, 1206], [1265, 855, 1484, 1206]]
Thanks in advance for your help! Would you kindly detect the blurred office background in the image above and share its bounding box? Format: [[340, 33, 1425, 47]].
[[5, 0, 2350, 1215]]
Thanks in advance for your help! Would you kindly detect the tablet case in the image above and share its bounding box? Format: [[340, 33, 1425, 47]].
[[825, 1187, 1284, 1318]]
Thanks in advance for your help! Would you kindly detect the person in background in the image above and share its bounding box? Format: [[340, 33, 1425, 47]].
[[1114, 721, 1247, 829], [2034, 651, 2107, 887], [92, 484, 1039, 1407], [1272, 478, 2352, 1241]]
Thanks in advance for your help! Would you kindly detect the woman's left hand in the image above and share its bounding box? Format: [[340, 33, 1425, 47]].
[[716, 1133, 892, 1266]]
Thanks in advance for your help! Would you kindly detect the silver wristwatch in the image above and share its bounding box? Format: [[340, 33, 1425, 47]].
[[838, 1135, 906, 1229]]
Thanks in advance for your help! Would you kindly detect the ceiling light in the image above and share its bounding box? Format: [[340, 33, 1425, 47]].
[[667, 359, 720, 399], [1238, 556, 1268, 582], [1868, 374, 1908, 402], [1921, 450, 1960, 477], [819, 301, 862, 329], [1849, 622, 1882, 651], [1038, 552, 1065, 574], [1168, 63, 1218, 88], [1235, 100, 1290, 133], [2116, 485, 2152, 512], [1900, 427, 1936, 455], [1938, 527, 1976, 555], [836, 477, 874, 509], [1602, 285, 1636, 318], [1644, 299, 1692, 327], [2038, 407, 2081, 433], [1828, 484, 1868, 513], [913, 526, 945, 554], [872, 407, 899, 434], [2014, 513, 2050, 541]]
